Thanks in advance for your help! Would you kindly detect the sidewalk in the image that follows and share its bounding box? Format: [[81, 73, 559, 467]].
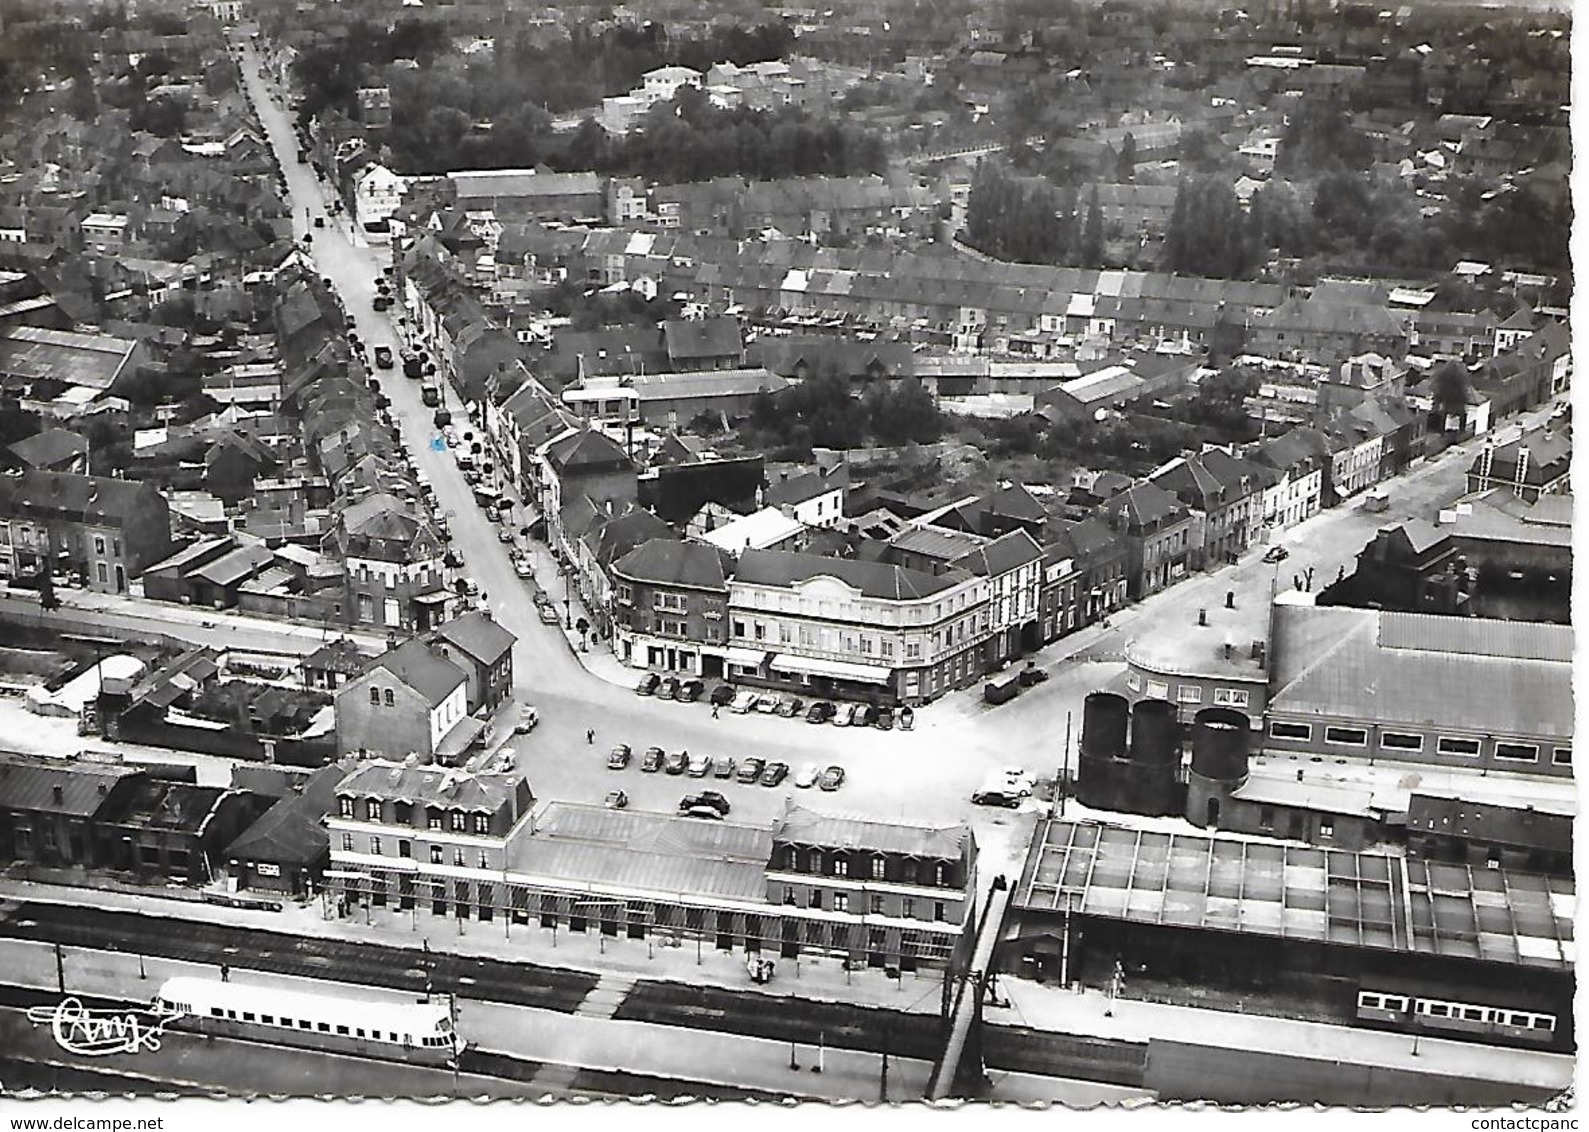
[[514, 537, 635, 690]]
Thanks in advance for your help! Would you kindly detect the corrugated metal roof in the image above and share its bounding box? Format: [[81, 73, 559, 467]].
[[1378, 611, 1573, 663], [1015, 819, 1575, 971], [1270, 606, 1572, 739]]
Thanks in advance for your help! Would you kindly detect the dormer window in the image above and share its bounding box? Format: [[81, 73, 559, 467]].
[[365, 800, 381, 821], [339, 797, 354, 818]]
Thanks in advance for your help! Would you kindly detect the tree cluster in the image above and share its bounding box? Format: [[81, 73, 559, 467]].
[[1275, 100, 1375, 176], [963, 161, 1088, 265], [744, 372, 944, 456], [1164, 177, 1258, 279]]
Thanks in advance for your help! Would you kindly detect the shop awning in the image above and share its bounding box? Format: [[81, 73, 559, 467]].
[[769, 654, 893, 685], [723, 647, 764, 667]]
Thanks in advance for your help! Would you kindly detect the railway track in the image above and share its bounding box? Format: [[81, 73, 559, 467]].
[[0, 902, 597, 1014]]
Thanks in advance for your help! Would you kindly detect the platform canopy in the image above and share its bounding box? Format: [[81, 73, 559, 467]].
[[1013, 820, 1574, 971]]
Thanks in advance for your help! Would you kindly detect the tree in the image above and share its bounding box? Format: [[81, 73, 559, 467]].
[[864, 379, 943, 445], [1430, 362, 1471, 432], [1081, 185, 1104, 267], [1115, 132, 1136, 182], [1164, 177, 1256, 278]]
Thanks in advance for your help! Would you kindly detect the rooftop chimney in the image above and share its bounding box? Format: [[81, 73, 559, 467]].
[[52, 784, 63, 803]]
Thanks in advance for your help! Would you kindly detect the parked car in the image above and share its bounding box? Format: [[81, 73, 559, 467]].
[[604, 789, 628, 810], [686, 752, 712, 777], [640, 746, 665, 773], [984, 678, 1021, 706], [774, 696, 805, 718], [874, 706, 894, 730], [497, 528, 514, 544], [759, 761, 790, 787], [1263, 545, 1290, 563], [729, 689, 761, 714], [538, 603, 561, 625], [818, 766, 845, 792], [848, 703, 877, 727], [793, 763, 821, 789], [831, 703, 852, 727], [971, 787, 1023, 808], [1003, 767, 1037, 796], [679, 804, 724, 820], [515, 706, 538, 733], [607, 744, 631, 770], [755, 693, 779, 713], [515, 560, 534, 579], [736, 757, 765, 784], [635, 673, 660, 696], [806, 701, 836, 724], [680, 791, 731, 817], [678, 679, 705, 703], [713, 757, 736, 780], [709, 684, 737, 707], [659, 676, 681, 700], [663, 749, 689, 775], [372, 294, 392, 312], [374, 345, 394, 369], [1018, 662, 1049, 687]]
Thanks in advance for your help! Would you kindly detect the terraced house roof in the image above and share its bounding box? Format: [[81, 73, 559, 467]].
[[733, 549, 971, 601]]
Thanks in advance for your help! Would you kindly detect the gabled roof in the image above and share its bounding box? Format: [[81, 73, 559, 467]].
[[950, 528, 1044, 577], [773, 801, 970, 860], [1107, 480, 1187, 531], [365, 640, 467, 708], [661, 317, 742, 362], [0, 470, 161, 526], [8, 427, 88, 469], [431, 611, 517, 667], [766, 469, 838, 507], [613, 537, 731, 591], [0, 325, 138, 391], [544, 428, 633, 473], [0, 754, 139, 816], [733, 549, 970, 601], [224, 758, 355, 866]]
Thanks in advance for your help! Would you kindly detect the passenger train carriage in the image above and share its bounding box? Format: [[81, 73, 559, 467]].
[[153, 977, 464, 1066], [1354, 980, 1569, 1052]]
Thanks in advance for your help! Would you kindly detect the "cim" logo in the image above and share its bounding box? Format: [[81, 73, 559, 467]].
[[25, 997, 184, 1057]]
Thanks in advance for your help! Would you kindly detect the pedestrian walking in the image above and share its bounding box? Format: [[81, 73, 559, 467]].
[[711, 704, 720, 719], [586, 728, 594, 745]]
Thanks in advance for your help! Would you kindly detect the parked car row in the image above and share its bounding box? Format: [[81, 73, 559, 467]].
[[632, 674, 916, 728], [970, 767, 1040, 808], [605, 744, 845, 792], [635, 673, 707, 702]]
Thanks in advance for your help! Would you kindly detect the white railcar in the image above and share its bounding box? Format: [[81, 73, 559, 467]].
[[153, 977, 463, 1066]]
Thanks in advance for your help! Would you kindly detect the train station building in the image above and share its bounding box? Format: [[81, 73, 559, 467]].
[[323, 760, 976, 971]]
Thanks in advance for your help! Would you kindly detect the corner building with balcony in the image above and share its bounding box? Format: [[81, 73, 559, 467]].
[[725, 550, 991, 706]]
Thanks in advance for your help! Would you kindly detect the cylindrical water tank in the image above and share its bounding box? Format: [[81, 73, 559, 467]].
[[1190, 707, 1250, 781], [1081, 692, 1130, 760], [1129, 699, 1180, 765]]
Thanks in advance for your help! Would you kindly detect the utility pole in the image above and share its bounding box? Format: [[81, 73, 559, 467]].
[[54, 941, 65, 994], [1057, 711, 1072, 818], [879, 1024, 889, 1103]]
